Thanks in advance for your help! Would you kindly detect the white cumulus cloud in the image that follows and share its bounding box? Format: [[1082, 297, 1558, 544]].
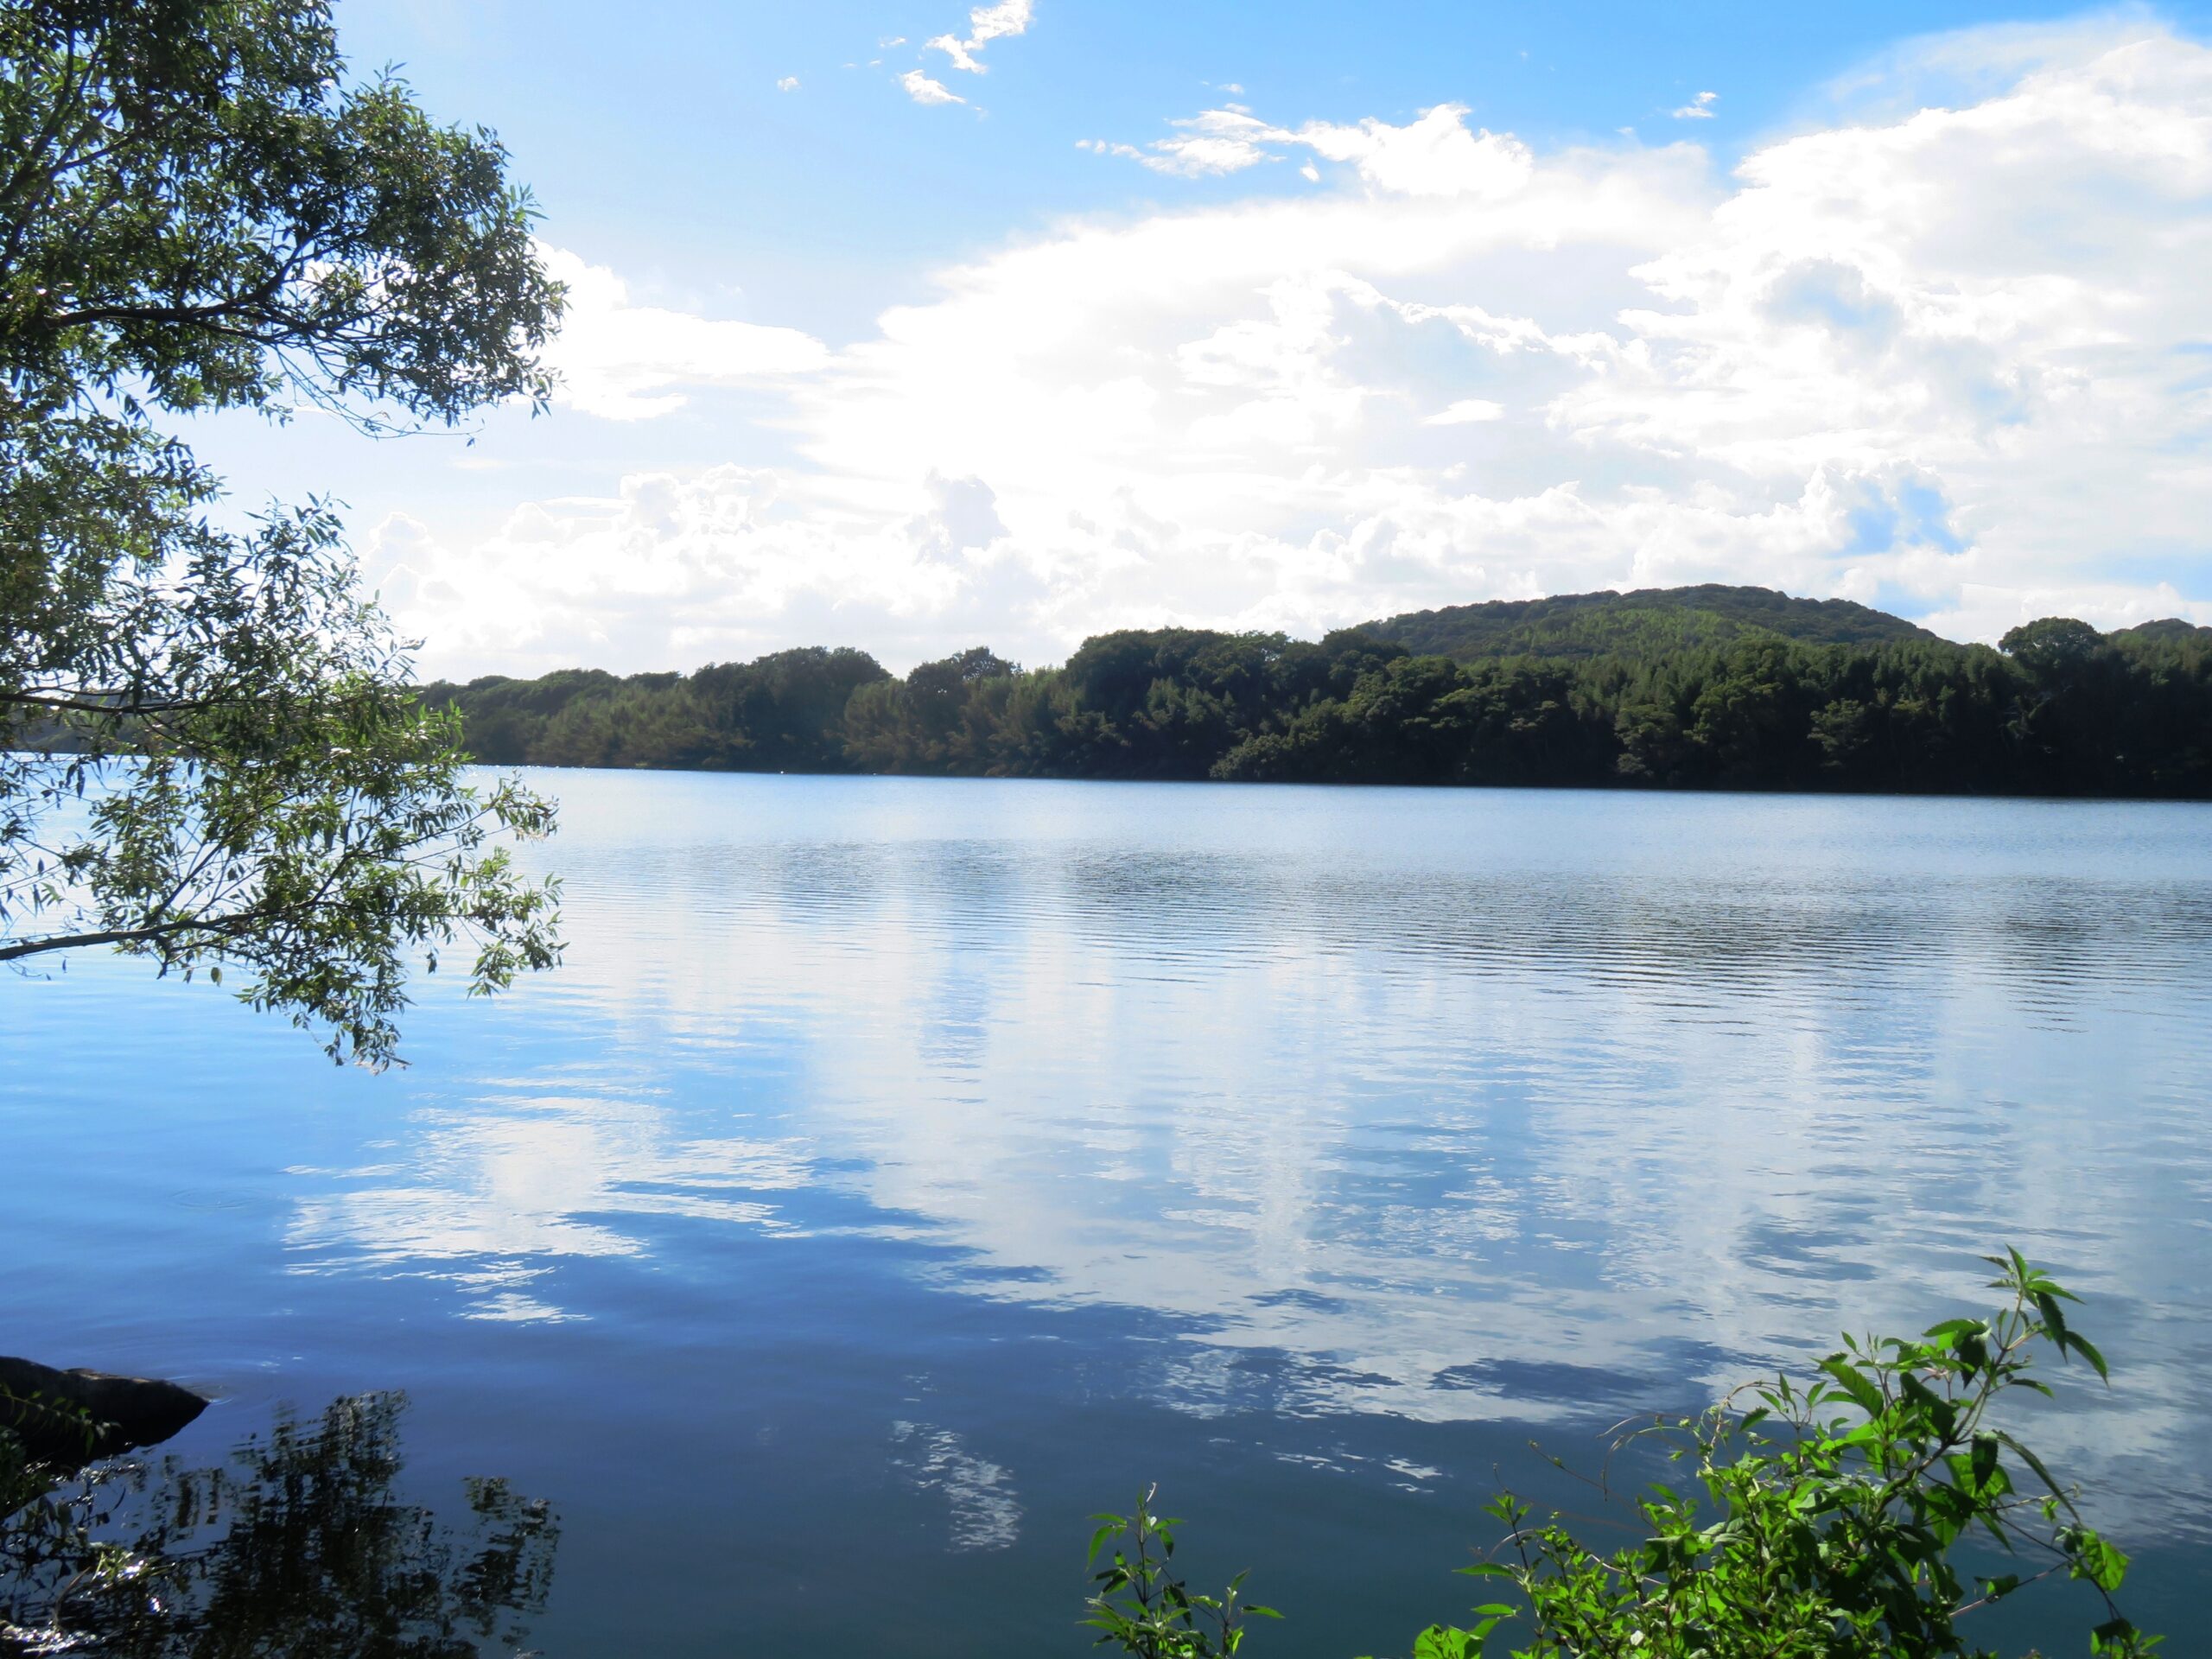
[[1673, 90, 1719, 118], [925, 0, 1033, 74], [1298, 104, 1535, 197], [538, 248, 830, 420]]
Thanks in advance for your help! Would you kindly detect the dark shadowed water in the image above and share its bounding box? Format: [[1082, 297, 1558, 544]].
[[4, 774, 2209, 1655]]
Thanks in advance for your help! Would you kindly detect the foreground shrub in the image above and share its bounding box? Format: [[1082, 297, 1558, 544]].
[[1087, 1249, 2159, 1657]]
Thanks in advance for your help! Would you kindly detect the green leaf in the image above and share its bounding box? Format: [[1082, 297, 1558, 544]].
[[2032, 1289, 2072, 1338], [1994, 1430, 2063, 1497], [1818, 1357, 1885, 1418], [2066, 1528, 2131, 1592], [1970, 1430, 2000, 1491], [1413, 1624, 1484, 1659], [2090, 1616, 2148, 1655], [2066, 1331, 2112, 1382]]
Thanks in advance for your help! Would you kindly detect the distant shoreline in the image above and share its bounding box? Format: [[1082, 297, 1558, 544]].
[[422, 585, 2212, 803], [472, 759, 2212, 808]]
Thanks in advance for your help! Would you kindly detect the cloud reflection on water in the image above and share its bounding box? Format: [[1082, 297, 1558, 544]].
[[288, 1083, 811, 1321], [279, 775, 2212, 1535]]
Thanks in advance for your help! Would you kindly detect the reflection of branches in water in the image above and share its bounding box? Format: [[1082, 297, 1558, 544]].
[[2, 1393, 557, 1657]]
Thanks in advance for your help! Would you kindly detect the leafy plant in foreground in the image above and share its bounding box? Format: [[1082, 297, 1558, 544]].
[[1086, 1485, 1279, 1657], [1087, 1251, 2160, 1658]]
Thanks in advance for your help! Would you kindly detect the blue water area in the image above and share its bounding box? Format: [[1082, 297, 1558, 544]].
[[3, 773, 2208, 1654]]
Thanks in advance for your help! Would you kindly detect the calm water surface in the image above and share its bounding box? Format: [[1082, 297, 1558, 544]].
[[4, 774, 2209, 1654]]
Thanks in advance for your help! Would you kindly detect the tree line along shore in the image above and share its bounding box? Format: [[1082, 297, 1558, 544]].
[[419, 585, 2212, 797]]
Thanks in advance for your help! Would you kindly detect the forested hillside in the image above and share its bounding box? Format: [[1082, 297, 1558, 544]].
[[419, 591, 2212, 798], [1376, 584, 1941, 661]]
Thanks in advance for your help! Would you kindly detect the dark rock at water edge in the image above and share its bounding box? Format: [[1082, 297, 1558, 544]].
[[0, 1355, 209, 1465]]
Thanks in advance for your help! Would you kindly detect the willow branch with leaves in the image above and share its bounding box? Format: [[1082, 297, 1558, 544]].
[[0, 0, 567, 1065]]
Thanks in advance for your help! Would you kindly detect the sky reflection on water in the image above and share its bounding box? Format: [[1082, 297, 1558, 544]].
[[4, 774, 2208, 1655]]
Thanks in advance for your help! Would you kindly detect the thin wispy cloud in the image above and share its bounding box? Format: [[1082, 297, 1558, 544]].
[[1672, 90, 1719, 118], [1084, 102, 1533, 198], [899, 68, 966, 105], [1084, 106, 1287, 176]]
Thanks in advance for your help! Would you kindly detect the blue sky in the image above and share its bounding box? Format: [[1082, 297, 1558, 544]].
[[214, 3, 2212, 675], [338, 0, 2206, 326]]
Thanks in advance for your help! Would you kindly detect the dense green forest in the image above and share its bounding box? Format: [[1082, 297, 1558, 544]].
[[419, 586, 2212, 797], [1377, 583, 1941, 660]]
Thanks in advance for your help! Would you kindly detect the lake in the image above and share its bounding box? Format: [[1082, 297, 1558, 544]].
[[4, 772, 2209, 1654]]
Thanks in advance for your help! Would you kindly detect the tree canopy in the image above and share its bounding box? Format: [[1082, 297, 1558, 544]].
[[420, 607, 2212, 800], [0, 0, 566, 1065], [1377, 584, 1943, 662]]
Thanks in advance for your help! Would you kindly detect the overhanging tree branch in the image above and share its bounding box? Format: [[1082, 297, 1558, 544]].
[[0, 907, 270, 963], [0, 0, 567, 1066]]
